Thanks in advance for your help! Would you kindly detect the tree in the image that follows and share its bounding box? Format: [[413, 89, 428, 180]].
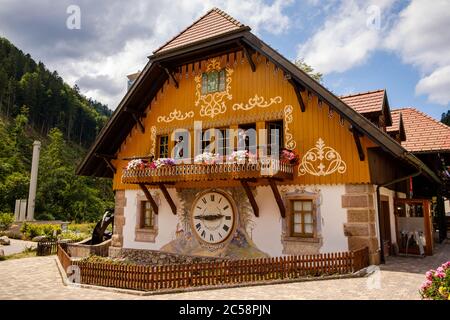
[[294, 59, 323, 83], [442, 110, 450, 126]]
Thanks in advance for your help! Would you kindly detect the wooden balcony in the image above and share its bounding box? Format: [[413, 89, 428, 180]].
[[121, 158, 294, 184]]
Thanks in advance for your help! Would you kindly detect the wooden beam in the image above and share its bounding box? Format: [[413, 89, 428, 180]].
[[94, 153, 116, 160], [268, 179, 285, 218], [138, 184, 158, 215], [158, 183, 177, 215], [157, 63, 179, 88], [240, 180, 259, 217], [95, 154, 116, 174], [130, 113, 145, 134], [123, 108, 146, 117], [289, 79, 306, 112], [351, 126, 365, 161], [241, 43, 256, 72]]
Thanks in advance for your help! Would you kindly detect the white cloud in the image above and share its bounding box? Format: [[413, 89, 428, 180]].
[[385, 0, 450, 105], [0, 0, 293, 109], [416, 65, 450, 105], [297, 0, 396, 74]]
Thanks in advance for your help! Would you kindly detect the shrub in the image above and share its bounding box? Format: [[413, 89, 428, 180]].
[[0, 212, 14, 231], [67, 223, 96, 235], [20, 222, 62, 241], [420, 261, 450, 300], [59, 231, 88, 242]]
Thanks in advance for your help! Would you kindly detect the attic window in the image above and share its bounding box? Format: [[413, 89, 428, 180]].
[[201, 69, 226, 94]]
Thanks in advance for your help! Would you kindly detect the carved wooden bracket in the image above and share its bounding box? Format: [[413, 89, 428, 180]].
[[268, 179, 286, 218], [288, 79, 306, 112], [138, 184, 159, 215], [239, 41, 256, 72], [94, 153, 117, 174], [240, 180, 259, 217], [350, 126, 365, 161], [158, 183, 177, 215], [124, 108, 145, 133]]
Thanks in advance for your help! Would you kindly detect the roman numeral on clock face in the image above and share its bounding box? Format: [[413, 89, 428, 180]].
[[201, 230, 206, 238], [225, 216, 231, 220], [195, 223, 201, 231], [210, 234, 214, 242], [210, 194, 215, 202], [223, 205, 229, 210], [202, 198, 207, 204], [223, 225, 229, 232]]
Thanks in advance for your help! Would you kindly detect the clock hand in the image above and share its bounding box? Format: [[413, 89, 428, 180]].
[[194, 214, 224, 221]]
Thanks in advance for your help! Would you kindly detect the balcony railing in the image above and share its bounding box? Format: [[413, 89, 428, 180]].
[[121, 158, 294, 184]]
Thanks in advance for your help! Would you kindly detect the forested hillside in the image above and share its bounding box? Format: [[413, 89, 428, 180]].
[[0, 37, 114, 222]]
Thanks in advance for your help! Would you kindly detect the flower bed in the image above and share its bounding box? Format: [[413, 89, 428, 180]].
[[420, 261, 450, 300]]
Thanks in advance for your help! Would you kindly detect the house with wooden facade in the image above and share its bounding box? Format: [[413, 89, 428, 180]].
[[77, 8, 447, 265]]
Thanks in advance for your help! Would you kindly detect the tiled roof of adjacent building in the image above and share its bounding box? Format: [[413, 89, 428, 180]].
[[392, 108, 450, 152], [154, 8, 246, 54], [340, 89, 385, 114], [387, 110, 402, 132]]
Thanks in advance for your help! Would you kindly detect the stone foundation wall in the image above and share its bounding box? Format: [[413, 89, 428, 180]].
[[108, 247, 227, 265], [342, 184, 380, 265], [111, 190, 126, 248]]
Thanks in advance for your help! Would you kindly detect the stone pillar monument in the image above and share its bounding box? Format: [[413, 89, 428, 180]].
[[26, 141, 41, 221]]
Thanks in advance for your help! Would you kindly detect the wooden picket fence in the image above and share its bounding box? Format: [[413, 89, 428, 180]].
[[57, 245, 369, 292], [37, 240, 75, 256]]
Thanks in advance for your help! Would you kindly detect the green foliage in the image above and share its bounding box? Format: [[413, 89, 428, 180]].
[[68, 222, 96, 234], [59, 230, 89, 242], [442, 110, 450, 126], [20, 222, 62, 240], [0, 212, 14, 231], [294, 59, 323, 83], [0, 37, 114, 222]]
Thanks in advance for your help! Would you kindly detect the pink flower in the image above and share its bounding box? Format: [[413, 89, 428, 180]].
[[434, 270, 445, 279], [442, 261, 450, 270], [425, 270, 434, 280], [420, 280, 432, 290]]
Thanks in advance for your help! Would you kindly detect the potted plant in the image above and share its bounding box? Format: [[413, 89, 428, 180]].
[[280, 148, 300, 166]]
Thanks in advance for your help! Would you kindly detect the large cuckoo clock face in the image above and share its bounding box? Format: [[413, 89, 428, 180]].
[[191, 191, 235, 245]]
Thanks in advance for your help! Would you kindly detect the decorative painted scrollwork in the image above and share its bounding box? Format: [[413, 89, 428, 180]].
[[194, 58, 233, 119], [232, 94, 282, 111], [157, 109, 194, 123], [298, 138, 347, 176], [284, 105, 296, 150], [150, 126, 157, 156]]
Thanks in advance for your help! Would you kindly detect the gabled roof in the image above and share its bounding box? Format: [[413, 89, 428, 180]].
[[340, 89, 392, 126], [76, 8, 440, 184], [386, 111, 406, 141], [392, 108, 450, 153], [340, 89, 385, 114], [154, 8, 247, 54]]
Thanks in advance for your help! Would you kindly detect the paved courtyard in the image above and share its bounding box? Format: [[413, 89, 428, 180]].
[[0, 242, 448, 300]]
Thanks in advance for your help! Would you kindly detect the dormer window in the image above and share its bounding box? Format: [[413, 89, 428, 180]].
[[201, 69, 226, 94]]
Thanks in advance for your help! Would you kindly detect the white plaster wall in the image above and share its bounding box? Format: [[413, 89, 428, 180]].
[[251, 186, 283, 257], [317, 185, 349, 253], [379, 187, 406, 245], [122, 188, 179, 250], [252, 185, 348, 256]]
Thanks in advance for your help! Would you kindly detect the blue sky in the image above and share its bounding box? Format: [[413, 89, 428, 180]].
[[0, 0, 449, 120]]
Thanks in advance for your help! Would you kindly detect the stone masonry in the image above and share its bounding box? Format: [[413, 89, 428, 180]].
[[111, 190, 126, 248], [342, 184, 380, 265]]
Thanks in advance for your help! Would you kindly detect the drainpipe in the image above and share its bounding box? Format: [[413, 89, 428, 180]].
[[376, 170, 422, 264]]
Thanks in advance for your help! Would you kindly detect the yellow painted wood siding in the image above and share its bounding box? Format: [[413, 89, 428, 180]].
[[112, 51, 372, 189]]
